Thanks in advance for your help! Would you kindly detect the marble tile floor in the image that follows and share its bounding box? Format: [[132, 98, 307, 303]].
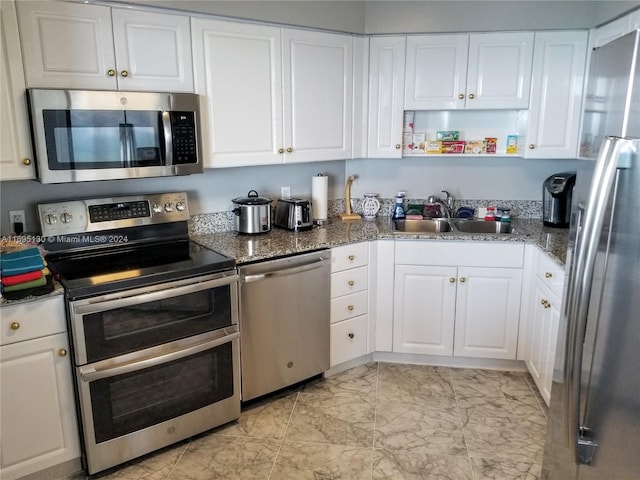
[[85, 362, 548, 480]]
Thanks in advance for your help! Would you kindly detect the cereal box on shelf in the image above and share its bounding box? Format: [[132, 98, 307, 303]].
[[441, 141, 466, 154], [506, 135, 518, 154], [465, 140, 485, 154], [485, 137, 497, 154], [425, 141, 442, 154], [436, 130, 460, 141]]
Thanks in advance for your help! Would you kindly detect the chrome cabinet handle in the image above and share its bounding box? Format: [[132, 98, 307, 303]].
[[529, 144, 536, 150]]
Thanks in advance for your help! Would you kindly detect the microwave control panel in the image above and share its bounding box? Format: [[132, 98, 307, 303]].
[[170, 112, 197, 165], [38, 193, 190, 237]]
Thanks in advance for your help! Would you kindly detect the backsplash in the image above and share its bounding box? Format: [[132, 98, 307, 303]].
[[189, 198, 542, 234]]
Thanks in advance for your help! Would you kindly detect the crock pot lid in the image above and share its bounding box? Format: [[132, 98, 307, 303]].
[[232, 190, 272, 205]]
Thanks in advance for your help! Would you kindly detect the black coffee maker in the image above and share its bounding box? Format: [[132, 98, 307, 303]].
[[543, 172, 576, 227]]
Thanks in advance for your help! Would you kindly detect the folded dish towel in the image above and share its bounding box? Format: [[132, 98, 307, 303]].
[[2, 275, 47, 292], [0, 248, 45, 276], [1, 269, 43, 286]]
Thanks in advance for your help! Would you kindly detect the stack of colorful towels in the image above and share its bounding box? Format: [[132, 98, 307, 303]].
[[1, 247, 47, 295]]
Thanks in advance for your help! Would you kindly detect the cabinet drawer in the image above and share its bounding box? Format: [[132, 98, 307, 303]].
[[1, 296, 66, 346], [331, 266, 368, 298], [330, 314, 367, 366], [330, 290, 368, 323], [331, 242, 368, 273], [395, 240, 524, 268], [536, 249, 565, 295]]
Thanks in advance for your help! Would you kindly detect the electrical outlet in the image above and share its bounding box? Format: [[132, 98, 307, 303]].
[[9, 210, 26, 232], [281, 186, 291, 198]]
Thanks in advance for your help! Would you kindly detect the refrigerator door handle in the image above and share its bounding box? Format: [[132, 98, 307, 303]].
[[563, 137, 631, 465]]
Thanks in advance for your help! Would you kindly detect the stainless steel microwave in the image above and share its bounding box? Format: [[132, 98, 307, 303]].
[[26, 89, 203, 183]]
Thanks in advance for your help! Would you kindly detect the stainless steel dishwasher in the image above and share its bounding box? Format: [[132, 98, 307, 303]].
[[239, 250, 331, 401]]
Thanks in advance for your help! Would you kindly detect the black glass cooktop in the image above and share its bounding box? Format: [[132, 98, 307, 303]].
[[46, 240, 235, 300]]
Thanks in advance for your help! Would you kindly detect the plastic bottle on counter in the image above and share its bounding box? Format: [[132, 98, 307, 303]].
[[392, 192, 406, 220], [484, 207, 496, 221]]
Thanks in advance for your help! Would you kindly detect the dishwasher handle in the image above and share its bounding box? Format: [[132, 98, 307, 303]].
[[241, 256, 330, 283]]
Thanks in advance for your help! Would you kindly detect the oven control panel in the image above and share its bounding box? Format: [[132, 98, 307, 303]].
[[38, 192, 191, 237]]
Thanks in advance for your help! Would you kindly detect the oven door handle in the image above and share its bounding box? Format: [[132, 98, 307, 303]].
[[79, 328, 239, 382], [74, 273, 238, 315]]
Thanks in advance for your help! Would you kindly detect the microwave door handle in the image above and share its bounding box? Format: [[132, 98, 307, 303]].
[[162, 111, 173, 166], [119, 123, 135, 166]]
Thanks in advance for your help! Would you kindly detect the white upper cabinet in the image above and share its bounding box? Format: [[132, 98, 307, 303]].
[[282, 29, 353, 163], [192, 19, 283, 167], [404, 34, 468, 110], [1, 0, 34, 181], [192, 19, 353, 167], [591, 9, 640, 48], [404, 32, 534, 110], [368, 36, 406, 158], [17, 1, 193, 91], [525, 31, 588, 158], [466, 32, 534, 109]]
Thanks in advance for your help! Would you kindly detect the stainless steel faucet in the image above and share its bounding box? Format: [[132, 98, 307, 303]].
[[427, 190, 455, 218]]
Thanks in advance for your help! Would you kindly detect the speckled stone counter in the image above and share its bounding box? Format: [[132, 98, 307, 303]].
[[192, 216, 569, 266]]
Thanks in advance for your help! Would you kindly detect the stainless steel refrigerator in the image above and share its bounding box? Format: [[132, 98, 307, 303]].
[[542, 30, 640, 480]]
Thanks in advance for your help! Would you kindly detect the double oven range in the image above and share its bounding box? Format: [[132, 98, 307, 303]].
[[38, 193, 239, 475]]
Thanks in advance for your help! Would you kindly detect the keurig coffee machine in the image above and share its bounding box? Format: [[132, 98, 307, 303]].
[[543, 172, 576, 227]]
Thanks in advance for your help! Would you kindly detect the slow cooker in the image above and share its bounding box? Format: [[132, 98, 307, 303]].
[[231, 190, 272, 234]]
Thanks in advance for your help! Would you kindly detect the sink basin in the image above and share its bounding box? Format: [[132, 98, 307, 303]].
[[450, 219, 513, 234], [394, 219, 452, 233]]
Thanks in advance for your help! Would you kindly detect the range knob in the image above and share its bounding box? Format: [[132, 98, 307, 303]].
[[175, 202, 186, 212], [45, 214, 57, 225], [164, 203, 174, 212], [152, 204, 163, 214], [60, 212, 73, 223]]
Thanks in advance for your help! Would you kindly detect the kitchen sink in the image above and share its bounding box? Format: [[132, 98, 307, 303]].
[[450, 219, 514, 234], [394, 218, 452, 233], [393, 218, 515, 234]]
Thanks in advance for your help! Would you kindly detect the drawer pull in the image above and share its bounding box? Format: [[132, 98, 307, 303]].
[[347, 305, 354, 311], [348, 280, 355, 286], [348, 255, 355, 261], [10, 322, 20, 331], [348, 332, 355, 339], [545, 272, 553, 278], [58, 349, 67, 357]]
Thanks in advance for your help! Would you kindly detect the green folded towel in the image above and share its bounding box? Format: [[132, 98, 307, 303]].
[[2, 275, 47, 292]]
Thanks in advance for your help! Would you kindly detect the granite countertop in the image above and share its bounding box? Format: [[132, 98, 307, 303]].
[[192, 216, 569, 266], [1, 217, 568, 307]]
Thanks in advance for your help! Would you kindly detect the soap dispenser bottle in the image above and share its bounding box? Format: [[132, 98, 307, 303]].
[[392, 192, 406, 220]]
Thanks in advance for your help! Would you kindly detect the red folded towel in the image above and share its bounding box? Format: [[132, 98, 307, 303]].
[[1, 269, 43, 286]]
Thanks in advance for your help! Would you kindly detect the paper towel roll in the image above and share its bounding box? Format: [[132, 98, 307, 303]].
[[312, 174, 328, 223]]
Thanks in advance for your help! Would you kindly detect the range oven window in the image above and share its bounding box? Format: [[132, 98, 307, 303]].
[[82, 286, 233, 363], [42, 109, 164, 169], [89, 342, 234, 444]]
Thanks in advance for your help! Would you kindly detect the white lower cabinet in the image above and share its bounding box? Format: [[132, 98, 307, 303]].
[[330, 242, 371, 367], [393, 241, 524, 360], [525, 247, 565, 405], [0, 296, 81, 480]]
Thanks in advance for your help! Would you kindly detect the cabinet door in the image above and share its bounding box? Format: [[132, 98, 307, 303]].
[[0, 0, 34, 180], [0, 333, 80, 480], [192, 18, 283, 167], [466, 32, 534, 109], [393, 265, 457, 355], [527, 281, 560, 405], [404, 34, 468, 110], [282, 29, 353, 162], [17, 1, 116, 89], [367, 36, 406, 157], [526, 31, 588, 159], [454, 267, 523, 359], [111, 9, 193, 92]]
